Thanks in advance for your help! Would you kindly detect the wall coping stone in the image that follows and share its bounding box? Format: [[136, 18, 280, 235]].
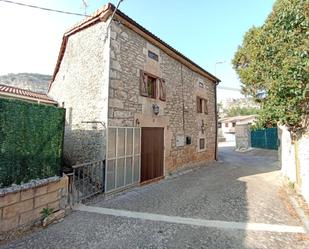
[[0, 176, 61, 196]]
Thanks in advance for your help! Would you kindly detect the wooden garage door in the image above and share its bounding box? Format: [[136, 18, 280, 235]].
[[141, 127, 164, 183]]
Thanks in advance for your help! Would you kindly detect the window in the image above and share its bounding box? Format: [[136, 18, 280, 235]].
[[197, 97, 203, 113], [199, 82, 205, 88], [199, 138, 205, 150], [148, 50, 159, 61], [197, 97, 208, 114], [140, 70, 166, 101], [218, 122, 222, 128], [225, 123, 228, 127], [232, 122, 236, 127], [147, 76, 156, 98]]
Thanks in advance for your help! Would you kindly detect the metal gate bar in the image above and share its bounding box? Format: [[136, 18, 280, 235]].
[[72, 160, 105, 203]]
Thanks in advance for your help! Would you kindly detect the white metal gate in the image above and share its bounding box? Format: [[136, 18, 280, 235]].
[[105, 127, 141, 193]]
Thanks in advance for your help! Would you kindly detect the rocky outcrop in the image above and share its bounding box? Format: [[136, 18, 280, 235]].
[[0, 73, 51, 93]]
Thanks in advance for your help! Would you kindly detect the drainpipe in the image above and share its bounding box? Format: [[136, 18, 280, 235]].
[[106, 0, 124, 32], [181, 64, 185, 134], [214, 81, 218, 160]]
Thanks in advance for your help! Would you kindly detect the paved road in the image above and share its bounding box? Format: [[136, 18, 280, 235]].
[[2, 145, 309, 249]]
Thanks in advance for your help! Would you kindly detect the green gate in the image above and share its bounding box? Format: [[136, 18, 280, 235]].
[[251, 127, 278, 150]]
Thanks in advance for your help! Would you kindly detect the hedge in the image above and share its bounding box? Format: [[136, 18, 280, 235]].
[[0, 98, 65, 188]]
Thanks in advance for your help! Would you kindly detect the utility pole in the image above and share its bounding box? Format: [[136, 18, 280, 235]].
[[81, 0, 88, 16]]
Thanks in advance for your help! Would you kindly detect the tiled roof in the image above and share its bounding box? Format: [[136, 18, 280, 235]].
[[49, 3, 220, 91], [0, 84, 57, 105]]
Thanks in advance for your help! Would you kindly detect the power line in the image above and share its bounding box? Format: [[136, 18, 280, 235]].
[[0, 0, 90, 17]]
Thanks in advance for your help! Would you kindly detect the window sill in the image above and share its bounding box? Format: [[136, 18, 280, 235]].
[[197, 148, 207, 153]]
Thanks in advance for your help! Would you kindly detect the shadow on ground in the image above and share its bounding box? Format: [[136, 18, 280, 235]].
[[1, 144, 308, 249]]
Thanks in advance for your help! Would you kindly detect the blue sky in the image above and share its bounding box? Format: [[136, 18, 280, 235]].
[[0, 0, 275, 94]]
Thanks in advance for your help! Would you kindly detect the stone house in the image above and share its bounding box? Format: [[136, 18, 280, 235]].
[[218, 115, 257, 142], [48, 3, 220, 192]]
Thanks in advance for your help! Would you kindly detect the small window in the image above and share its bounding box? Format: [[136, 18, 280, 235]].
[[197, 97, 203, 113], [148, 51, 158, 61], [218, 122, 222, 128], [197, 97, 208, 114], [199, 82, 205, 88], [225, 123, 228, 127], [232, 122, 236, 127], [140, 70, 166, 100], [199, 138, 205, 150]]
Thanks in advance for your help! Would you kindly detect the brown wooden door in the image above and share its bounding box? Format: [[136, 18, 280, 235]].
[[141, 127, 164, 183]]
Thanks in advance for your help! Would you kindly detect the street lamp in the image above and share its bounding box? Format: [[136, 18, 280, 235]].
[[214, 61, 226, 76]]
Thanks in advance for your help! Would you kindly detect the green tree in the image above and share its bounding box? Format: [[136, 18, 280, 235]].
[[233, 0, 309, 132]]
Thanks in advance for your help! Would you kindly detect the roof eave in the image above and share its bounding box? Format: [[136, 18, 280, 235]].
[[0, 92, 57, 105], [48, 3, 220, 92]]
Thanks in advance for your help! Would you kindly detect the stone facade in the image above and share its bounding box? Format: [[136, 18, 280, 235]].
[[49, 22, 110, 165], [0, 176, 68, 233], [49, 16, 217, 173], [108, 21, 216, 173]]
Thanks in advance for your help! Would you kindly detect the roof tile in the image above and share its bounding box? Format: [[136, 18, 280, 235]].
[[0, 84, 57, 104]]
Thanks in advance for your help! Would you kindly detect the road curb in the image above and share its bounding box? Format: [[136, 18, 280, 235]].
[[288, 195, 309, 233]]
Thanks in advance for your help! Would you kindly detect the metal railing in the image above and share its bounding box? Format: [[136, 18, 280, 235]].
[[71, 160, 105, 203]]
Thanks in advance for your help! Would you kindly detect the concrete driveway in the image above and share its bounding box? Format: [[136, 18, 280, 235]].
[[1, 144, 309, 249]]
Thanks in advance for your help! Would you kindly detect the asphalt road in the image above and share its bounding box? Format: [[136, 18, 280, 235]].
[[2, 144, 309, 249]]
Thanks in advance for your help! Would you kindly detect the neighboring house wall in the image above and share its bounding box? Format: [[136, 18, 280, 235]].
[[108, 21, 216, 173], [221, 122, 235, 134], [49, 22, 110, 164], [219, 116, 256, 143], [279, 125, 309, 203]]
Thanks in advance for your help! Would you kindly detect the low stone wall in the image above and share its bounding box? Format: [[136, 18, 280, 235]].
[[278, 126, 297, 182], [298, 133, 309, 203], [279, 125, 309, 204], [0, 175, 68, 233]]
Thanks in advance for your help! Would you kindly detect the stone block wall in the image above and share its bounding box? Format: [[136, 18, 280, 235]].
[[49, 22, 110, 165], [235, 124, 251, 151], [0, 176, 68, 233], [108, 21, 216, 173]]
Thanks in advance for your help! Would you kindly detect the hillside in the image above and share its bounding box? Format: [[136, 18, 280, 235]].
[[0, 73, 51, 94]]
